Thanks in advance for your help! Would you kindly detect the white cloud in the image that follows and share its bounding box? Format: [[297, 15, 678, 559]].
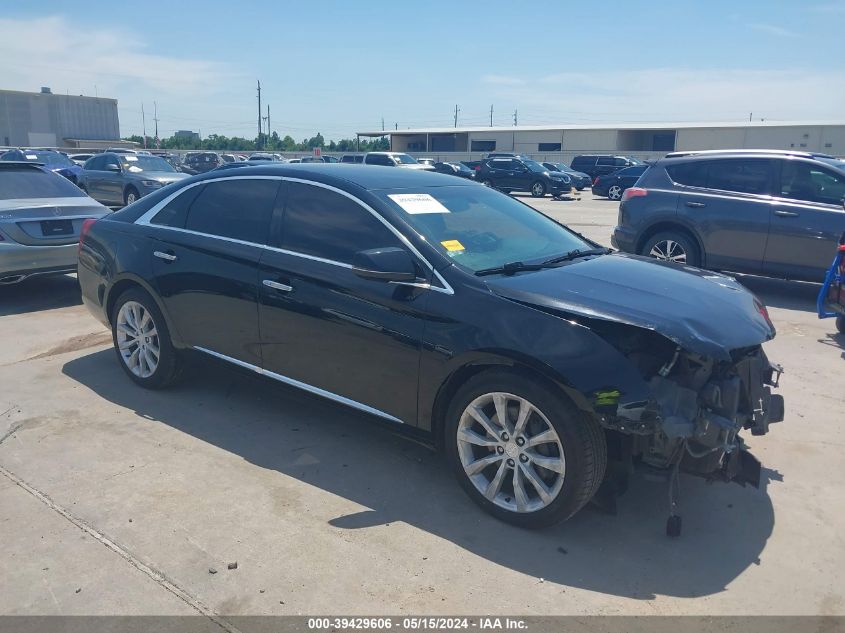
[[810, 1, 845, 14], [0, 16, 248, 136], [477, 68, 845, 123], [749, 23, 797, 37]]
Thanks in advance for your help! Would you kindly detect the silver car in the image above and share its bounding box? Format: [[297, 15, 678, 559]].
[[79, 152, 189, 206], [0, 162, 109, 284]]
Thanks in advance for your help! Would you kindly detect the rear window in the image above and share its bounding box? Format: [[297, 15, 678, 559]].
[[666, 162, 708, 188], [0, 167, 87, 200]]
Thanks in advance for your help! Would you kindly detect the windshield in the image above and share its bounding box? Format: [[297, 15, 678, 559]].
[[119, 155, 176, 173], [0, 166, 87, 200], [12, 151, 75, 167], [394, 154, 418, 165], [523, 160, 548, 173], [817, 156, 845, 172], [378, 185, 591, 273]]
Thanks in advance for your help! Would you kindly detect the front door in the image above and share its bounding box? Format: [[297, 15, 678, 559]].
[[258, 181, 429, 425], [145, 177, 280, 366], [764, 160, 845, 281]]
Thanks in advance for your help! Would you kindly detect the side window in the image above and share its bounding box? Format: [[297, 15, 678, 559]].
[[706, 159, 772, 195], [367, 154, 391, 166], [86, 156, 103, 170], [491, 159, 514, 170], [150, 184, 204, 228], [614, 157, 628, 166], [597, 157, 615, 166], [779, 161, 845, 206], [281, 183, 402, 264], [666, 162, 708, 187], [184, 179, 278, 243], [103, 155, 120, 170]]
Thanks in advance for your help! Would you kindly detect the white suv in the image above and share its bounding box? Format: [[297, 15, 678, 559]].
[[363, 152, 434, 170]]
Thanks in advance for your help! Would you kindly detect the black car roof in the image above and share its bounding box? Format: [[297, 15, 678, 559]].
[[193, 163, 476, 191]]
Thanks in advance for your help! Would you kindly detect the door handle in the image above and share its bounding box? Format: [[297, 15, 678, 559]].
[[153, 250, 177, 262], [774, 210, 800, 217], [263, 279, 293, 292], [685, 201, 706, 208]]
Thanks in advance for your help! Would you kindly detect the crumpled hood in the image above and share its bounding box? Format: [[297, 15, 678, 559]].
[[485, 252, 775, 360]]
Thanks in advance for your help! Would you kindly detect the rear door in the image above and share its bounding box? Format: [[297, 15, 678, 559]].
[[595, 156, 618, 177], [144, 176, 280, 366], [670, 158, 775, 273], [258, 181, 429, 424], [764, 159, 845, 281]]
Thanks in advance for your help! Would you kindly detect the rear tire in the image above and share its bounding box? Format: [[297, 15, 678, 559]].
[[607, 185, 623, 200], [641, 230, 700, 267], [124, 187, 140, 206], [836, 315, 845, 334], [111, 287, 183, 389], [444, 369, 606, 529]]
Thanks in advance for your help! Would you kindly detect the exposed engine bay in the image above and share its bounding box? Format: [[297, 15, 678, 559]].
[[586, 322, 784, 534]]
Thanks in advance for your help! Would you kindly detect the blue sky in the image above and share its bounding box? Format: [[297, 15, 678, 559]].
[[2, 0, 844, 140]]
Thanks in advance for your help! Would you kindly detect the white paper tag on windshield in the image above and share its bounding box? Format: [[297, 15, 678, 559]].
[[124, 155, 138, 161], [25, 154, 37, 160], [388, 193, 450, 214]]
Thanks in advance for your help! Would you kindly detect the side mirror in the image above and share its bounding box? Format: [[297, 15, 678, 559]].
[[352, 247, 417, 282], [105, 163, 121, 172]]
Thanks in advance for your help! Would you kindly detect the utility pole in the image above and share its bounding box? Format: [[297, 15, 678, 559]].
[[141, 103, 147, 148], [513, 109, 518, 126], [153, 101, 160, 148], [454, 104, 460, 128], [381, 117, 385, 131], [267, 105, 271, 140], [395, 123, 398, 130], [490, 104, 494, 127], [257, 80, 262, 150], [749, 112, 753, 122]]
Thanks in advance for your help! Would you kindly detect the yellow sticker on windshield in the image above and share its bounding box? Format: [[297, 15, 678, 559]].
[[441, 240, 465, 252]]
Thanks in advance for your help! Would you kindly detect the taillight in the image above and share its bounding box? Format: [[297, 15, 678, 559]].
[[474, 165, 481, 171], [78, 218, 97, 254], [621, 187, 648, 202], [593, 177, 599, 186]]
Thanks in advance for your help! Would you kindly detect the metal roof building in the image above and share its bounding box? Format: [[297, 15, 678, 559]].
[[356, 120, 845, 161], [0, 88, 120, 148]]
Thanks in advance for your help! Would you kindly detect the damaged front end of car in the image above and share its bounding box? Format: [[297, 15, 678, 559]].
[[586, 320, 784, 535]]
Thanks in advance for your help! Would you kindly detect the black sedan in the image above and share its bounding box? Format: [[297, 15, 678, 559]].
[[592, 164, 649, 200], [433, 161, 475, 179], [542, 162, 592, 190], [78, 165, 783, 533]]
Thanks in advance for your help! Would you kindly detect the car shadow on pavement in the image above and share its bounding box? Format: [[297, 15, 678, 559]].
[[734, 274, 819, 312], [0, 274, 81, 317], [63, 349, 778, 601]]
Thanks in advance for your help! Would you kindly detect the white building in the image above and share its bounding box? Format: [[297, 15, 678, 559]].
[[356, 121, 845, 162]]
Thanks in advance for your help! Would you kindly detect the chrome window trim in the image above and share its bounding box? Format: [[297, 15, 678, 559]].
[[194, 346, 404, 424], [134, 174, 455, 295]]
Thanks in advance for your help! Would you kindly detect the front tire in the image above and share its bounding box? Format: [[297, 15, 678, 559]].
[[111, 287, 182, 389], [445, 370, 606, 528], [837, 315, 845, 334], [641, 230, 701, 267], [530, 181, 547, 197]]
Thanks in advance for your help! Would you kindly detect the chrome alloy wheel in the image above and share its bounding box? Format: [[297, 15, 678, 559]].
[[457, 392, 565, 513], [531, 182, 545, 196], [649, 239, 687, 263], [607, 185, 623, 200], [116, 301, 160, 378]]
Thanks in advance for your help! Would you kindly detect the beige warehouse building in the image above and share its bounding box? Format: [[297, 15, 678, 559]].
[[357, 121, 845, 162]]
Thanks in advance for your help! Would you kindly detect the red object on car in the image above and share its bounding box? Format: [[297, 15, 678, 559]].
[[78, 218, 97, 254]]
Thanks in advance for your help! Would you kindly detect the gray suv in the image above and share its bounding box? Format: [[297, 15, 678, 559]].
[[612, 150, 845, 282]]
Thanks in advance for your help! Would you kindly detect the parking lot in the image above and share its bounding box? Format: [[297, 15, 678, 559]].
[[1, 193, 843, 617]]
